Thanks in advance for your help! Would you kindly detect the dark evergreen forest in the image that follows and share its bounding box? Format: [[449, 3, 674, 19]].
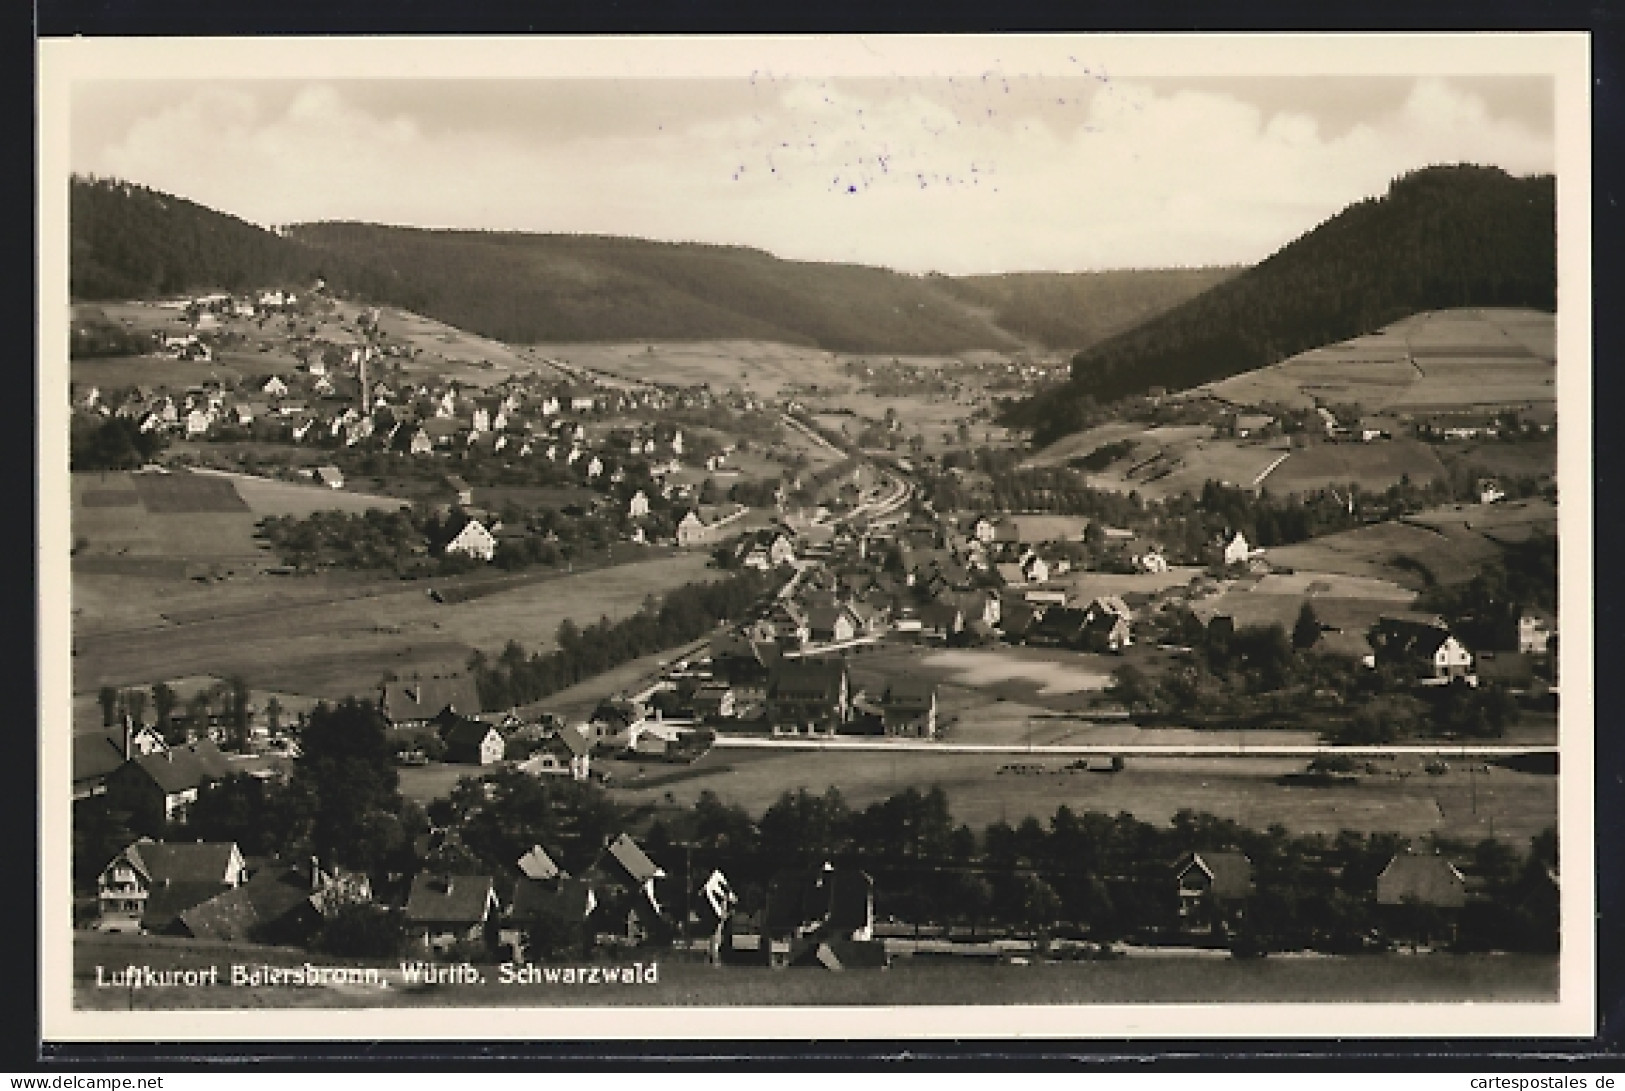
[[1008, 165, 1556, 445]]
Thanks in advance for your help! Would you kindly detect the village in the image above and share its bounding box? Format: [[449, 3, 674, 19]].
[[69, 284, 1560, 995]]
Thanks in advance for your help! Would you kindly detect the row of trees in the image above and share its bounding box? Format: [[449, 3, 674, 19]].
[[95, 677, 272, 749], [466, 569, 775, 711], [637, 784, 1560, 954]]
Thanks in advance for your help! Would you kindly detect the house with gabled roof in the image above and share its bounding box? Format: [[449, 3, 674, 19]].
[[504, 875, 598, 960], [760, 863, 881, 968], [380, 675, 483, 727], [1174, 850, 1254, 933], [1080, 595, 1134, 653], [588, 833, 673, 946], [1376, 853, 1467, 910], [74, 720, 168, 800], [1370, 617, 1474, 681], [444, 518, 497, 562], [102, 740, 230, 834], [766, 659, 851, 735], [97, 838, 247, 933], [879, 678, 938, 738], [404, 872, 500, 953], [444, 718, 506, 765], [521, 724, 593, 780], [676, 511, 709, 548], [173, 859, 337, 945], [807, 603, 860, 645]]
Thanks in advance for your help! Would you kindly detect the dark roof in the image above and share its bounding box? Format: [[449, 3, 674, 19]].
[[1083, 611, 1132, 635], [124, 840, 240, 885], [764, 866, 874, 936], [403, 872, 497, 925], [1476, 651, 1536, 684], [1032, 606, 1090, 638], [1377, 854, 1467, 908], [444, 718, 501, 749], [381, 676, 483, 723], [589, 700, 638, 729], [142, 881, 234, 932], [767, 660, 848, 702], [175, 870, 318, 941], [1176, 850, 1254, 900], [806, 605, 855, 634], [120, 741, 228, 796], [74, 732, 130, 786], [916, 601, 963, 629], [882, 678, 936, 709], [508, 876, 596, 923], [1369, 616, 1471, 667]]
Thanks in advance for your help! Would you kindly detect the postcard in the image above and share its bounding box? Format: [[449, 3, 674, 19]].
[[37, 32, 1594, 1043]]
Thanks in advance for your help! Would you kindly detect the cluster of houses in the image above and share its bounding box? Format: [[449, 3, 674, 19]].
[[91, 821, 1529, 958], [92, 823, 886, 969], [1175, 845, 1556, 947]]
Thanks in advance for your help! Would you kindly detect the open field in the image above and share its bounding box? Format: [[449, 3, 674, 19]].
[[1029, 423, 1448, 499], [612, 748, 1555, 844], [71, 930, 1557, 1008], [72, 551, 718, 699], [1437, 438, 1557, 482], [521, 340, 846, 399], [919, 648, 1114, 696], [1266, 522, 1500, 589], [1193, 569, 1419, 632], [1022, 421, 1151, 469], [1201, 309, 1556, 412], [847, 643, 1176, 717], [190, 469, 410, 518], [1043, 567, 1206, 602], [1404, 498, 1558, 545], [71, 353, 263, 391], [1266, 500, 1553, 588], [1259, 440, 1447, 494], [371, 304, 545, 385], [72, 470, 408, 571]]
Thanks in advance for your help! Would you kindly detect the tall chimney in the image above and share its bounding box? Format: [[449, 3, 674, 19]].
[[358, 346, 369, 414], [123, 713, 133, 761]]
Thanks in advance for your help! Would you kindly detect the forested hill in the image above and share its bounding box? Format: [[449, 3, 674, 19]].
[[69, 177, 400, 301], [284, 221, 1024, 353], [71, 175, 1229, 354], [1010, 165, 1556, 445], [938, 267, 1241, 351]]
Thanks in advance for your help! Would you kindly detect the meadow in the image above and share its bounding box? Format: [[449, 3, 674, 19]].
[[1259, 440, 1446, 494], [1027, 423, 1449, 499], [72, 551, 718, 699], [612, 744, 1555, 846], [1263, 520, 1503, 589], [72, 469, 409, 572], [1202, 308, 1555, 412]]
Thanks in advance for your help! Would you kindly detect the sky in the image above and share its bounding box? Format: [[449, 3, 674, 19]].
[[70, 71, 1554, 275]]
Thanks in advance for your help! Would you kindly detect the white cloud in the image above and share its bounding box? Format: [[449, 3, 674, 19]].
[[81, 75, 1553, 273]]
